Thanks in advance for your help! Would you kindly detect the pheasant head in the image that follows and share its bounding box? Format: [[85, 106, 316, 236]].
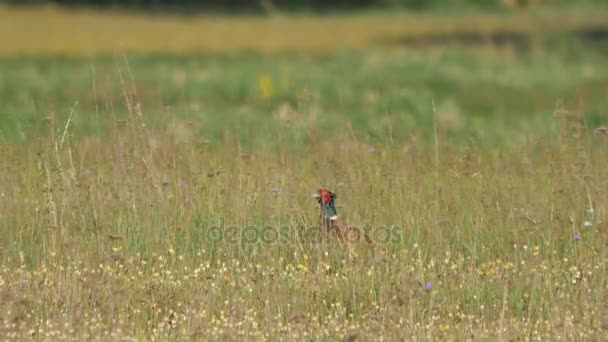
[[312, 189, 338, 221]]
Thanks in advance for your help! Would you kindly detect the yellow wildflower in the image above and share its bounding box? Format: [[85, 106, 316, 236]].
[[258, 74, 273, 99]]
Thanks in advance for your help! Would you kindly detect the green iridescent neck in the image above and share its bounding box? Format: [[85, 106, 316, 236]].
[[323, 197, 338, 220]]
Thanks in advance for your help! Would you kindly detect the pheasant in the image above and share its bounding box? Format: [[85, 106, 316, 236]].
[[312, 189, 368, 242]]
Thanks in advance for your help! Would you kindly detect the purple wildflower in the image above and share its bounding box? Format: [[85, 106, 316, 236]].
[[368, 146, 376, 153], [272, 186, 280, 194], [573, 234, 581, 242], [425, 282, 433, 291]]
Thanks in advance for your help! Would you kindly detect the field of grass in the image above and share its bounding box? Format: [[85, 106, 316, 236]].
[[1, 4, 608, 340]]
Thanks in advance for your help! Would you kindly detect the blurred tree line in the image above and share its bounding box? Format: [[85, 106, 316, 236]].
[[1, 0, 602, 11]]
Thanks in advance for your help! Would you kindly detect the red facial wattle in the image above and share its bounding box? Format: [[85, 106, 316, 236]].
[[319, 189, 332, 204]]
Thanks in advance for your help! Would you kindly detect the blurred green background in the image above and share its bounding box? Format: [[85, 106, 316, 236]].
[[0, 0, 607, 147]]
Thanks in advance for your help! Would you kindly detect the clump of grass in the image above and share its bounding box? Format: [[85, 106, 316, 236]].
[[0, 78, 607, 339]]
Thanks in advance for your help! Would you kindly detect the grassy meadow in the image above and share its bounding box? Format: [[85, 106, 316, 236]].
[[1, 4, 608, 340]]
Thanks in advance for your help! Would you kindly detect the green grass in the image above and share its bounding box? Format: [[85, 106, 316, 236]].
[[1, 9, 608, 339], [2, 104, 608, 339], [2, 41, 608, 147]]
